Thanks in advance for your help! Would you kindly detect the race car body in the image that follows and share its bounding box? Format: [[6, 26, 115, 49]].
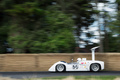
[[48, 46, 104, 72]]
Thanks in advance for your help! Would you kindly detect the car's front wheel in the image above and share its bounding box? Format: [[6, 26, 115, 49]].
[[90, 63, 100, 72], [56, 64, 66, 72]]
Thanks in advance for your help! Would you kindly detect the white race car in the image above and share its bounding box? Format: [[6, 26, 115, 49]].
[[48, 46, 104, 72]]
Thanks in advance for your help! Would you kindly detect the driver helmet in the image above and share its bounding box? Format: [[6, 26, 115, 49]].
[[77, 58, 81, 62]]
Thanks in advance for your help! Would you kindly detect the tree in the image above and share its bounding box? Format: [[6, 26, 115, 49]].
[[0, 0, 102, 53], [55, 0, 98, 47], [0, 3, 10, 53], [28, 5, 76, 53], [104, 0, 120, 52], [103, 33, 120, 52], [5, 2, 75, 53], [5, 2, 45, 53], [108, 13, 120, 52]]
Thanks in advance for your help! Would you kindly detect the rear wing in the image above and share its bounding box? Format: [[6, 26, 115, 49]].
[[91, 46, 99, 61]]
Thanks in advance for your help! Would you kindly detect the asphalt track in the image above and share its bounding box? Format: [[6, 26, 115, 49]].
[[0, 71, 120, 79]]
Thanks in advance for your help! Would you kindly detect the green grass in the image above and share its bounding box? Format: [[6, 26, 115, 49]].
[[22, 76, 66, 80], [42, 76, 67, 80], [75, 76, 117, 80], [22, 76, 120, 80]]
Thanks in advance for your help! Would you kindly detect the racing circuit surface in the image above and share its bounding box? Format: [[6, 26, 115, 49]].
[[0, 71, 120, 79]]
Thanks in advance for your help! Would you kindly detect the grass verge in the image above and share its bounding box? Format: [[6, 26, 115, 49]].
[[20, 75, 120, 80], [39, 76, 119, 80]]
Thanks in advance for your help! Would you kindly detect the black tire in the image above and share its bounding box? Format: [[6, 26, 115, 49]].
[[56, 64, 66, 72], [90, 63, 100, 72]]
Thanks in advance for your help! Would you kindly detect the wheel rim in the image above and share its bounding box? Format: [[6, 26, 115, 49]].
[[56, 64, 64, 72], [91, 64, 99, 71]]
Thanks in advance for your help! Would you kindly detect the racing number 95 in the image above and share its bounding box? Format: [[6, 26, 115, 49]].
[[73, 65, 78, 69]]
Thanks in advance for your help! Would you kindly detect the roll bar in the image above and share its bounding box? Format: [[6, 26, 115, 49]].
[[91, 46, 99, 61]]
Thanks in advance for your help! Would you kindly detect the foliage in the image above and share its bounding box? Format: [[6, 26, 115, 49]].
[[1, 0, 117, 53], [29, 6, 75, 53], [3, 1, 75, 53], [0, 19, 10, 53], [40, 76, 117, 80], [103, 33, 120, 52], [57, 0, 97, 45], [107, 4, 120, 52], [108, 11, 120, 35]]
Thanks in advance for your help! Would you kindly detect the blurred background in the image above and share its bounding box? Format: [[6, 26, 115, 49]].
[[0, 0, 119, 53]]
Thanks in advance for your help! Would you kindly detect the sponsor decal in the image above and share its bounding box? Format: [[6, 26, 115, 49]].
[[81, 62, 84, 64], [84, 66, 86, 68], [81, 62, 86, 64]]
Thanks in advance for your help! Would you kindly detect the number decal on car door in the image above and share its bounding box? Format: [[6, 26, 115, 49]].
[[73, 65, 78, 69]]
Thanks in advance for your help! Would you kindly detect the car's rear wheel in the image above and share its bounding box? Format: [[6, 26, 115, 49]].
[[56, 64, 65, 72], [90, 63, 100, 72]]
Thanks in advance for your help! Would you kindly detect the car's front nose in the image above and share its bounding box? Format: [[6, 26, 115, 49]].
[[101, 62, 104, 70], [48, 65, 56, 72]]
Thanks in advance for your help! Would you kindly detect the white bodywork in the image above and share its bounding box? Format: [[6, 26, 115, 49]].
[[49, 46, 104, 72]]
